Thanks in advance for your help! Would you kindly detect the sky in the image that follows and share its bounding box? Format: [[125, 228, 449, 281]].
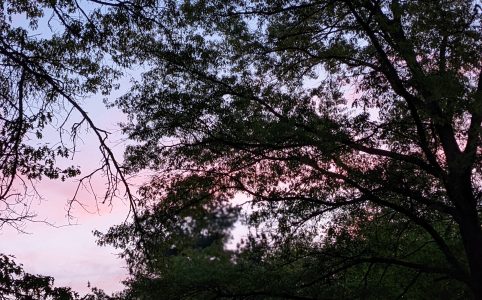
[[1, 7, 143, 294], [0, 95, 133, 294], [0, 196, 129, 294]]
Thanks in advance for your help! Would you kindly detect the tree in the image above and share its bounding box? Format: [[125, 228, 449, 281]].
[[0, 253, 79, 300], [97, 175, 243, 299], [0, 253, 115, 300], [0, 0, 138, 229], [90, 0, 480, 298], [100, 198, 471, 299]]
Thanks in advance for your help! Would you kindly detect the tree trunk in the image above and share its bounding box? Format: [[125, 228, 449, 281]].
[[459, 212, 482, 300], [448, 172, 482, 299]]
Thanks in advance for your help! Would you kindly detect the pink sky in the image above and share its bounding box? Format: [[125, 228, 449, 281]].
[[0, 201, 129, 294], [1, 84, 135, 295], [0, 172, 131, 295]]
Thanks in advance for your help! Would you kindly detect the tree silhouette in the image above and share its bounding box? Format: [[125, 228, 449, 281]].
[[2, 0, 481, 298], [0, 253, 75, 300], [93, 0, 482, 298], [0, 0, 138, 229]]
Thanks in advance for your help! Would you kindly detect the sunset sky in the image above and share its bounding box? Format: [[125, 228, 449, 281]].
[[0, 75, 135, 294], [2, 1, 479, 299]]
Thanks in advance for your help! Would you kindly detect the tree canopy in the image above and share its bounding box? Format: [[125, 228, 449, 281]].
[[1, 0, 482, 299]]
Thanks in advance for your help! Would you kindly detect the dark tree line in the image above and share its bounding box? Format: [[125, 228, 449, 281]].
[[1, 0, 482, 299]]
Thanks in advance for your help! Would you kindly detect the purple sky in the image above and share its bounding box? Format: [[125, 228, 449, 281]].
[[0, 196, 129, 294], [1, 80, 135, 295], [0, 110, 133, 294]]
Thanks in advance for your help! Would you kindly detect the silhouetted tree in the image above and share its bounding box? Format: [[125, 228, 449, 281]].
[[0, 0, 137, 229], [0, 254, 117, 300], [92, 0, 482, 298], [0, 253, 76, 300]]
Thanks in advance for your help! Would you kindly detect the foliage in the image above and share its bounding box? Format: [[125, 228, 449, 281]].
[[0, 253, 77, 300], [91, 0, 482, 299], [1, 0, 481, 298], [0, 0, 129, 229], [98, 175, 471, 299], [0, 253, 120, 300], [96, 175, 240, 299]]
